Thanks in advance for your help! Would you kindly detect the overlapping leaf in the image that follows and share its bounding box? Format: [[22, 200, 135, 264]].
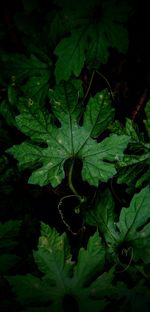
[[86, 186, 150, 264], [86, 188, 119, 246], [54, 0, 131, 81], [54, 29, 87, 82], [111, 112, 150, 192], [0, 53, 51, 106], [7, 83, 129, 187], [116, 186, 150, 263]]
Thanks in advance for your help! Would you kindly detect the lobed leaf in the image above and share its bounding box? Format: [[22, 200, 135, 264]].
[[7, 83, 129, 187]]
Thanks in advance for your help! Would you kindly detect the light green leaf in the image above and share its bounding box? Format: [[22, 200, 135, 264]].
[[7, 83, 129, 187]]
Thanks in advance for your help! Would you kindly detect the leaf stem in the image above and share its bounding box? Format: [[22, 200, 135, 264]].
[[68, 159, 86, 204]]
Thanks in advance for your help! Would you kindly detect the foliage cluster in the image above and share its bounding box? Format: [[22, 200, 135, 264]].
[[0, 0, 150, 311]]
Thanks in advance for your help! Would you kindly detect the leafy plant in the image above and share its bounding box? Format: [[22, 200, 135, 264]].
[[7, 220, 150, 311], [1, 1, 150, 311]]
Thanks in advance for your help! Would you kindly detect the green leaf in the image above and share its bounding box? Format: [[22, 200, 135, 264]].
[[110, 117, 150, 192], [1, 52, 51, 108], [1, 53, 51, 82], [54, 29, 86, 83], [117, 186, 150, 262], [86, 188, 119, 245], [7, 83, 129, 187], [117, 163, 148, 193], [115, 280, 150, 312], [54, 0, 131, 80], [89, 268, 116, 299], [15, 98, 52, 142], [87, 186, 150, 264], [83, 89, 115, 137], [34, 222, 73, 284], [7, 274, 52, 306], [7, 222, 111, 311], [45, 10, 70, 47], [86, 26, 109, 68], [72, 231, 105, 287], [117, 186, 150, 238], [21, 74, 50, 107]]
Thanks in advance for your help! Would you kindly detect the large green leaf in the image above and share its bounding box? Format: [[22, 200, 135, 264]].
[[7, 83, 129, 187], [7, 222, 110, 312]]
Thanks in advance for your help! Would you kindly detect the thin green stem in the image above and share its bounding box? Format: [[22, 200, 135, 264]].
[[68, 160, 80, 197], [68, 159, 87, 206]]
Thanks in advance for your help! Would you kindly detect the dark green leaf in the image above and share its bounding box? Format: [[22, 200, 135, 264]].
[[86, 188, 119, 245]]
